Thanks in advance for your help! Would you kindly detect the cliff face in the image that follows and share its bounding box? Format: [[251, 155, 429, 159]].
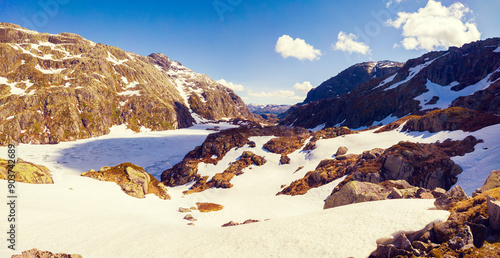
[[304, 61, 403, 103], [0, 23, 258, 145], [281, 38, 500, 129]]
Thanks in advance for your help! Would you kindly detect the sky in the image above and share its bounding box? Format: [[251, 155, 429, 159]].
[[0, 0, 498, 104]]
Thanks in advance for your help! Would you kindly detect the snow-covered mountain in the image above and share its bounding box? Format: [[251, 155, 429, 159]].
[[246, 103, 291, 115], [282, 38, 500, 130], [0, 23, 258, 145]]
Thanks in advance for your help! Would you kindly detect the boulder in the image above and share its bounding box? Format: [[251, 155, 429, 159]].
[[12, 248, 82, 258], [448, 225, 474, 251], [434, 185, 469, 210], [183, 214, 197, 221], [324, 181, 389, 209], [82, 162, 170, 199], [280, 155, 291, 165], [178, 207, 190, 213], [335, 146, 348, 156], [196, 202, 224, 212], [222, 221, 239, 227], [487, 195, 500, 231], [0, 158, 53, 184]]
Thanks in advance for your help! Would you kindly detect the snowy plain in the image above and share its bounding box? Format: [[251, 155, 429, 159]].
[[1, 121, 500, 257]]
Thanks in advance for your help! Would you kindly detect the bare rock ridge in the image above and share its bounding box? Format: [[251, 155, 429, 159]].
[[304, 60, 404, 103], [0, 22, 259, 145], [282, 38, 500, 129]]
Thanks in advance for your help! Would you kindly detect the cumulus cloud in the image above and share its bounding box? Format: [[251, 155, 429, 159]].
[[387, 0, 481, 51], [247, 89, 296, 98], [275, 35, 322, 61], [293, 81, 314, 93], [333, 31, 371, 55], [216, 79, 244, 92]]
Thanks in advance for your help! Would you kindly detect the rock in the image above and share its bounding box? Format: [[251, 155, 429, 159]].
[[412, 240, 432, 254], [448, 225, 474, 251], [335, 146, 348, 156], [242, 219, 259, 224], [466, 222, 489, 248], [196, 202, 224, 212], [11, 248, 82, 258], [487, 195, 500, 231], [248, 141, 256, 148], [324, 181, 389, 209], [280, 155, 290, 165], [434, 185, 469, 210], [183, 214, 197, 221], [81, 162, 170, 199], [389, 188, 403, 199], [178, 207, 190, 213], [379, 179, 413, 189], [361, 149, 383, 160], [480, 170, 500, 192], [431, 187, 447, 198], [0, 158, 53, 184], [222, 221, 239, 227]]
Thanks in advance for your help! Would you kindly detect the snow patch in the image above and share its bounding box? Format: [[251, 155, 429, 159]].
[[384, 54, 446, 91], [35, 64, 65, 74]]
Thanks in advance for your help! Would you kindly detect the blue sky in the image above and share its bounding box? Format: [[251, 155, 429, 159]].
[[1, 0, 498, 104]]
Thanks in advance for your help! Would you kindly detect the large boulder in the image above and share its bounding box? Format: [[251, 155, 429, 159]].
[[487, 195, 500, 231], [434, 185, 469, 210], [82, 162, 170, 199], [0, 158, 53, 184], [324, 181, 389, 209]]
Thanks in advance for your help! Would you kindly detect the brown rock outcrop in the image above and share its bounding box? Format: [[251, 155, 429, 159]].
[[81, 162, 170, 199], [0, 158, 53, 184], [196, 202, 223, 212], [12, 248, 82, 258]]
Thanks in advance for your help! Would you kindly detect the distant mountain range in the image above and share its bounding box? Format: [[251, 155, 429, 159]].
[[0, 23, 259, 145], [246, 103, 291, 115], [282, 38, 500, 129]]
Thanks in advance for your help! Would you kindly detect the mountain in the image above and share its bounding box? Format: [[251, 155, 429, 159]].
[[0, 23, 258, 145], [304, 60, 404, 103], [281, 38, 500, 129], [246, 103, 291, 115]]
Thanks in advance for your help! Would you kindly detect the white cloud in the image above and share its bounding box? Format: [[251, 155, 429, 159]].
[[333, 31, 371, 55], [293, 81, 314, 93], [216, 79, 244, 92], [386, 0, 405, 8], [275, 35, 322, 61], [387, 0, 481, 51]]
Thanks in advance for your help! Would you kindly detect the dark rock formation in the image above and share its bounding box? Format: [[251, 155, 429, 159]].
[[304, 61, 403, 103]]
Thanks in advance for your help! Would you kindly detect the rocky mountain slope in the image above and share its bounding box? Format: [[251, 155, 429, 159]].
[[282, 38, 500, 129], [304, 60, 403, 103], [0, 23, 258, 145]]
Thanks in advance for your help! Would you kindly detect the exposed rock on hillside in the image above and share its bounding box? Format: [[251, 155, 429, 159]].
[[371, 183, 500, 257], [184, 151, 266, 194], [161, 125, 309, 186], [376, 107, 500, 133], [323, 180, 441, 209], [304, 61, 403, 103], [0, 23, 258, 145], [12, 248, 82, 258], [82, 162, 170, 199], [280, 136, 480, 196], [0, 158, 53, 184], [196, 202, 224, 212], [282, 38, 500, 129]]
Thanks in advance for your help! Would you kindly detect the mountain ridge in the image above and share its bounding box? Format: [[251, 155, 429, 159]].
[[0, 23, 259, 145]]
